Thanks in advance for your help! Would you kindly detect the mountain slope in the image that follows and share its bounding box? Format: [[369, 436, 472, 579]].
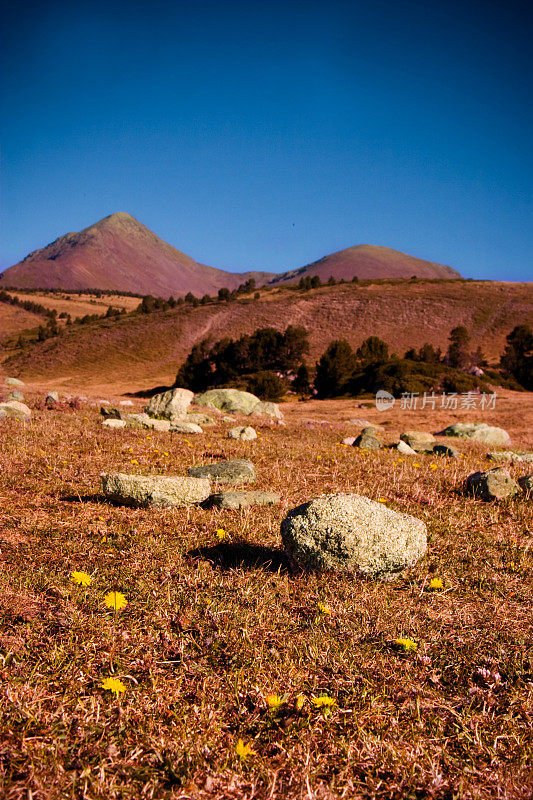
[[269, 244, 461, 284], [5, 280, 530, 393], [0, 213, 273, 296]]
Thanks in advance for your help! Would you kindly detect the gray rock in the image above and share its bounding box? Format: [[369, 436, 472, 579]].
[[518, 475, 533, 495], [5, 377, 24, 387], [101, 472, 211, 508], [102, 418, 127, 429], [342, 436, 356, 446], [145, 388, 194, 419], [7, 390, 24, 402], [432, 443, 459, 457], [169, 421, 203, 434], [400, 431, 436, 452], [251, 401, 283, 419], [281, 493, 427, 579], [228, 426, 257, 441], [194, 389, 260, 415], [46, 391, 59, 404], [439, 422, 511, 447], [119, 400, 134, 406], [0, 400, 31, 420], [127, 413, 152, 428], [348, 419, 373, 426], [188, 458, 256, 484], [487, 451, 533, 463], [100, 406, 123, 420], [353, 433, 382, 450], [207, 490, 280, 509], [466, 467, 519, 501], [391, 440, 418, 455], [361, 425, 385, 435], [185, 412, 217, 426]]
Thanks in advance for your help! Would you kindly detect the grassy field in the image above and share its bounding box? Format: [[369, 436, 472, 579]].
[[1, 389, 532, 799]]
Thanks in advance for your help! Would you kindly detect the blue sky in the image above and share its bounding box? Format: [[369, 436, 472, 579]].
[[1, 0, 532, 280]]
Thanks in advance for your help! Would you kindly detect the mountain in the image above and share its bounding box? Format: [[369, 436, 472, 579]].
[[0, 212, 274, 296], [269, 244, 461, 284]]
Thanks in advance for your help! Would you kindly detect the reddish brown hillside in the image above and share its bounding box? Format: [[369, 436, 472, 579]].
[[0, 212, 273, 297], [5, 280, 531, 393], [270, 244, 461, 284]]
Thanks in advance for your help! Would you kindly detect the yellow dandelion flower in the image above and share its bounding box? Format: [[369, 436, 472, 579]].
[[397, 458, 404, 463], [163, 451, 169, 456], [428, 577, 444, 590], [429, 463, 438, 470], [130, 459, 138, 465], [71, 570, 92, 586], [378, 497, 387, 503], [394, 638, 418, 652], [235, 739, 256, 760], [413, 462, 421, 468], [101, 676, 126, 695], [317, 602, 331, 615], [295, 694, 306, 711], [311, 695, 337, 709], [265, 693, 284, 711], [216, 528, 227, 541], [104, 591, 127, 611], [128, 447, 133, 452]]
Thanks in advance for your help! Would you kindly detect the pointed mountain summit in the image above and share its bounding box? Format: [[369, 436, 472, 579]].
[[0, 213, 273, 296], [271, 244, 461, 284]]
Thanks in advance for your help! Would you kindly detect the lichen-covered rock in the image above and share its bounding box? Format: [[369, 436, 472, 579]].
[[186, 412, 217, 426], [0, 400, 31, 420], [281, 494, 427, 579], [466, 467, 519, 501], [170, 421, 203, 434], [228, 426, 257, 441], [194, 389, 260, 415], [101, 472, 211, 507], [439, 422, 511, 446], [127, 413, 152, 428], [518, 475, 533, 495], [353, 433, 382, 450], [102, 419, 127, 429], [8, 390, 24, 402], [251, 401, 283, 419], [487, 451, 533, 463], [188, 458, 256, 484], [400, 431, 435, 451], [432, 443, 459, 457], [361, 425, 385, 436], [5, 377, 24, 387], [207, 490, 280, 509], [145, 388, 194, 419]]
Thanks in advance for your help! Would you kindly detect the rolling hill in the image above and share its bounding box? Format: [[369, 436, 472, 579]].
[[0, 212, 273, 297], [4, 279, 531, 394]]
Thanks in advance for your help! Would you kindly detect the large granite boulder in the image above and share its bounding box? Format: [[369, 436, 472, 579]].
[[101, 472, 211, 507], [0, 400, 31, 420], [228, 426, 257, 441], [145, 388, 194, 420], [170, 421, 203, 434], [281, 494, 427, 579], [207, 490, 280, 509], [188, 458, 256, 484], [194, 389, 260, 415], [439, 422, 511, 447], [400, 431, 436, 452], [465, 467, 519, 501]]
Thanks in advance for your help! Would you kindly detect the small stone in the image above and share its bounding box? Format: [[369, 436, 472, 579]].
[[439, 422, 511, 447], [518, 475, 533, 495], [145, 388, 194, 419], [127, 413, 151, 428], [281, 493, 427, 578], [400, 431, 436, 452], [431, 443, 459, 457], [5, 378, 24, 387], [188, 458, 256, 484], [251, 401, 283, 419], [0, 400, 31, 420], [487, 451, 533, 463], [100, 406, 123, 420], [101, 472, 211, 507], [119, 400, 134, 406], [102, 419, 127, 429], [170, 421, 203, 434], [46, 391, 59, 404], [228, 426, 257, 441], [184, 412, 217, 426], [7, 390, 24, 402], [342, 436, 356, 446], [466, 467, 519, 501], [207, 490, 280, 509], [353, 433, 382, 450], [361, 425, 385, 435], [391, 440, 418, 455]]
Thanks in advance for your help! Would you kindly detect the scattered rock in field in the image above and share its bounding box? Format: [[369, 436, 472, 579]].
[[0, 400, 31, 420], [518, 475, 533, 495], [400, 431, 436, 452], [207, 490, 280, 509], [119, 400, 134, 406], [361, 425, 385, 435], [100, 406, 123, 420], [195, 388, 260, 415], [188, 458, 256, 484], [127, 413, 152, 428], [7, 390, 24, 402], [353, 432, 382, 450], [5, 377, 24, 387], [170, 421, 203, 434], [145, 388, 194, 419], [391, 440, 418, 455], [465, 467, 519, 501], [46, 391, 59, 405], [102, 419, 127, 429], [432, 443, 459, 457], [281, 493, 427, 578], [228, 426, 257, 441], [439, 422, 511, 446], [186, 412, 217, 426], [487, 451, 533, 463], [251, 401, 283, 419], [101, 472, 211, 507], [342, 436, 356, 446], [348, 418, 373, 426]]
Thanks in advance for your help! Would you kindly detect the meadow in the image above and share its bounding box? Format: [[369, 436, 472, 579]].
[[1, 389, 532, 799]]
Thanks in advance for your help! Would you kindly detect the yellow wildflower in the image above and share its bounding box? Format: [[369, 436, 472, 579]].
[[429, 463, 438, 470], [413, 462, 421, 468], [377, 497, 387, 503], [311, 695, 337, 709], [104, 591, 127, 611], [235, 739, 256, 760], [428, 577, 444, 590], [130, 459, 138, 465], [397, 458, 404, 463], [71, 571, 92, 586], [216, 528, 227, 541], [101, 676, 126, 695], [163, 451, 169, 456], [265, 693, 284, 711], [394, 638, 418, 652], [295, 694, 306, 711], [317, 602, 331, 615]]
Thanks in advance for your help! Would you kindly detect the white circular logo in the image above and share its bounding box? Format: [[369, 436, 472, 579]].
[[375, 390, 395, 411]]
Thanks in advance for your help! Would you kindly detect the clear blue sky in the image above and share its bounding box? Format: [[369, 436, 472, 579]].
[[1, 0, 531, 280]]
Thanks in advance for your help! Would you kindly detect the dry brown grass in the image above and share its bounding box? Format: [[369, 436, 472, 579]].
[[8, 292, 141, 319], [0, 387, 532, 799]]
